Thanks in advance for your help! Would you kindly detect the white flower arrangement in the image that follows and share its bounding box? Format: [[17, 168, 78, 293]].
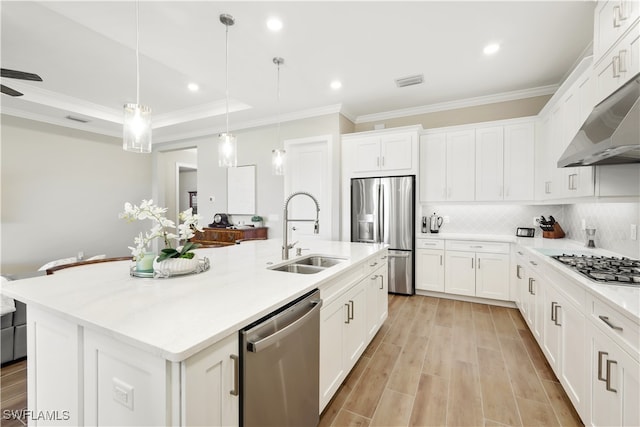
[[119, 199, 203, 262]]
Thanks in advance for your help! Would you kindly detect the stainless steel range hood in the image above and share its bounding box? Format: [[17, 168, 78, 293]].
[[558, 72, 640, 167]]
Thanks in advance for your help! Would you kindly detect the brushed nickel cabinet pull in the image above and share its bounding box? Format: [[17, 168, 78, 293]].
[[516, 265, 522, 279], [598, 351, 608, 382], [551, 302, 557, 322], [370, 262, 378, 267], [440, 255, 443, 265], [606, 359, 618, 393], [478, 258, 481, 269], [554, 304, 561, 326], [471, 258, 474, 269], [379, 275, 384, 290], [345, 303, 351, 324], [599, 315, 623, 331], [230, 354, 239, 396], [613, 55, 621, 78], [530, 261, 538, 266], [349, 300, 354, 320], [618, 49, 628, 72], [613, 5, 621, 27]]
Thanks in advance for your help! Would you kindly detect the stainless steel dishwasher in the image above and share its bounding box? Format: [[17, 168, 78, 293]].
[[240, 289, 322, 427]]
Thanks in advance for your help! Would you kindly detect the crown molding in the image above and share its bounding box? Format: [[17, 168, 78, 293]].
[[354, 85, 558, 124], [153, 99, 251, 129]]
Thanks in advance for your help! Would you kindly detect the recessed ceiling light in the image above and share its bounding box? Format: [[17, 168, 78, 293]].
[[483, 43, 500, 55], [330, 80, 342, 90], [267, 18, 283, 32], [187, 83, 199, 92]]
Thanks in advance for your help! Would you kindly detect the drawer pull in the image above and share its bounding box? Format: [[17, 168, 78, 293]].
[[470, 245, 483, 249], [613, 5, 621, 27], [517, 251, 524, 255], [599, 315, 623, 332], [553, 304, 561, 326], [371, 275, 378, 281], [551, 302, 557, 322], [344, 303, 351, 324], [230, 354, 239, 396], [349, 300, 355, 320], [606, 359, 618, 393], [370, 262, 378, 267], [440, 255, 443, 266], [598, 351, 608, 382], [379, 276, 384, 290], [529, 261, 538, 266], [516, 265, 523, 279]]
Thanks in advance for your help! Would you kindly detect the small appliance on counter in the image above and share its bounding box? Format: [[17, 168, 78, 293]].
[[585, 227, 597, 248], [516, 227, 535, 238], [537, 215, 565, 239], [429, 213, 443, 233], [421, 216, 428, 233]]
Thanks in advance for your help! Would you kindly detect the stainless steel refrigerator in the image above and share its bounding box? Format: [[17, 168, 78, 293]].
[[351, 175, 415, 295]]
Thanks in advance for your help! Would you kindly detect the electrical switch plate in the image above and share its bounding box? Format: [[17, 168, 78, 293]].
[[112, 378, 134, 410], [443, 216, 450, 223], [631, 224, 637, 241], [581, 219, 586, 231], [533, 217, 538, 226], [209, 195, 215, 202]]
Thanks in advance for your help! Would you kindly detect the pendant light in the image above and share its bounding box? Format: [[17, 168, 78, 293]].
[[271, 57, 285, 175], [218, 13, 237, 168], [123, 1, 152, 153]]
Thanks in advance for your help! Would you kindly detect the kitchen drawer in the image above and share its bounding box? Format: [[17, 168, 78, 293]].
[[417, 239, 444, 250], [543, 263, 587, 309], [320, 263, 366, 306], [589, 293, 640, 357], [445, 240, 510, 254]]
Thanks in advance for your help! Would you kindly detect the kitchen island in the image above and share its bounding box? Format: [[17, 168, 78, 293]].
[[2, 239, 388, 426]]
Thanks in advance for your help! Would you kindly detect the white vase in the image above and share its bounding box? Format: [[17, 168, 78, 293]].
[[153, 254, 199, 276]]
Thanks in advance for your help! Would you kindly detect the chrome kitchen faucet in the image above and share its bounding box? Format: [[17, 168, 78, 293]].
[[282, 191, 320, 260]]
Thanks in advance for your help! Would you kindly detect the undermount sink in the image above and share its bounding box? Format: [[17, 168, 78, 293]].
[[269, 255, 347, 274]]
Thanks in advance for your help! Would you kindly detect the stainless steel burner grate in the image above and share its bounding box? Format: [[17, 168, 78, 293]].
[[551, 254, 640, 286]]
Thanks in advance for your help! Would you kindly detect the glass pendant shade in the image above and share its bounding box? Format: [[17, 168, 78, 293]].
[[218, 132, 237, 167], [123, 103, 152, 153], [272, 149, 286, 175]]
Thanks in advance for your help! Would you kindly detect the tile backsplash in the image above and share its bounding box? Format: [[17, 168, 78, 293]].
[[420, 204, 564, 238], [420, 203, 640, 259], [563, 203, 640, 259]]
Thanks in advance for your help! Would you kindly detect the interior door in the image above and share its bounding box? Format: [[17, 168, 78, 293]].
[[284, 139, 330, 241]]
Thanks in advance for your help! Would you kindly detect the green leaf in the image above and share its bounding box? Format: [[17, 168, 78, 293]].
[[179, 252, 195, 259]]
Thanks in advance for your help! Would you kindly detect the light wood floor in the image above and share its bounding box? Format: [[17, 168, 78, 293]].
[[319, 294, 584, 427], [0, 359, 27, 427]]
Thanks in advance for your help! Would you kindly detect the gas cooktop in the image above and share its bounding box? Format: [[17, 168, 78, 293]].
[[552, 254, 640, 286]]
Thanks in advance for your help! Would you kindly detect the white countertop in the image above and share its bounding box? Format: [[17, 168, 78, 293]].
[[515, 237, 640, 323], [2, 240, 386, 362]]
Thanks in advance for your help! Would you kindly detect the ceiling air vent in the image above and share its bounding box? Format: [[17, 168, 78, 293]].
[[395, 74, 424, 88], [65, 115, 90, 123]]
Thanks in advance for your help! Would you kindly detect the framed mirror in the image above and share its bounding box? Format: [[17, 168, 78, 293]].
[[227, 165, 256, 214]]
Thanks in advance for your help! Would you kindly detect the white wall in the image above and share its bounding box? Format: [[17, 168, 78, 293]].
[[155, 148, 197, 227], [159, 113, 341, 239], [0, 115, 152, 274]]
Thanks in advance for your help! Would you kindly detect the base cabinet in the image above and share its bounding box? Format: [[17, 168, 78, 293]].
[[416, 248, 445, 292], [588, 322, 640, 427], [182, 333, 239, 427]]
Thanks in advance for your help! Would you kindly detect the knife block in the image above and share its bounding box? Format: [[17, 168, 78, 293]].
[[543, 223, 565, 239]]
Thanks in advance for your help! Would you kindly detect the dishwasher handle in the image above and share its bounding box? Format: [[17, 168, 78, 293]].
[[246, 298, 323, 353]]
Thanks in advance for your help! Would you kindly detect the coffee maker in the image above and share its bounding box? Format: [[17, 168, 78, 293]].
[[429, 213, 443, 233]]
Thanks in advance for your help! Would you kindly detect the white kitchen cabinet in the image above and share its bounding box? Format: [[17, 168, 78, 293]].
[[443, 241, 510, 301], [475, 126, 504, 201], [594, 19, 640, 104], [182, 332, 239, 427], [588, 321, 640, 427], [366, 254, 388, 341], [347, 130, 417, 174], [343, 280, 367, 371], [320, 294, 348, 409], [594, 0, 640, 63], [420, 130, 475, 202], [416, 248, 445, 292], [512, 250, 528, 314], [420, 133, 447, 201], [503, 122, 535, 201], [522, 260, 545, 341], [444, 251, 477, 296], [542, 284, 587, 415]]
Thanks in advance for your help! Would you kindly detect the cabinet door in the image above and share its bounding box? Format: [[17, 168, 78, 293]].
[[504, 122, 535, 201], [558, 298, 586, 415], [588, 322, 640, 427], [446, 130, 476, 201], [354, 137, 381, 172], [381, 133, 413, 170], [416, 249, 444, 292], [420, 133, 447, 201], [444, 251, 476, 296], [475, 127, 504, 201], [475, 253, 510, 301], [542, 285, 561, 373], [527, 272, 544, 341], [549, 104, 566, 199], [344, 281, 367, 371], [366, 272, 381, 339], [183, 333, 239, 427], [535, 116, 553, 200], [594, 0, 640, 61], [320, 299, 347, 410], [377, 265, 388, 326]]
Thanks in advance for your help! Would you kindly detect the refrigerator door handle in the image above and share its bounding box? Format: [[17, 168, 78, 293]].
[[388, 252, 410, 258], [379, 183, 385, 243]]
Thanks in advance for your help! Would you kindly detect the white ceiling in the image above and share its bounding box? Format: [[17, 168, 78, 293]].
[[1, 1, 594, 144]]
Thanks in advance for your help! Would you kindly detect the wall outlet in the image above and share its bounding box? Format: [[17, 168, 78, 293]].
[[112, 378, 134, 410], [581, 219, 586, 231], [533, 217, 538, 226], [209, 195, 215, 203], [443, 216, 450, 224], [631, 224, 637, 241]]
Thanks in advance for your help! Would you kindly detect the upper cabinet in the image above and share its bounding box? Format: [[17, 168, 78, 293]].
[[420, 118, 535, 203], [594, 0, 639, 62], [343, 127, 420, 176]]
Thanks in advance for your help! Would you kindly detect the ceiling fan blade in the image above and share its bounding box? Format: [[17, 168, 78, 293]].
[[1, 68, 43, 82], [1, 84, 23, 97]]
